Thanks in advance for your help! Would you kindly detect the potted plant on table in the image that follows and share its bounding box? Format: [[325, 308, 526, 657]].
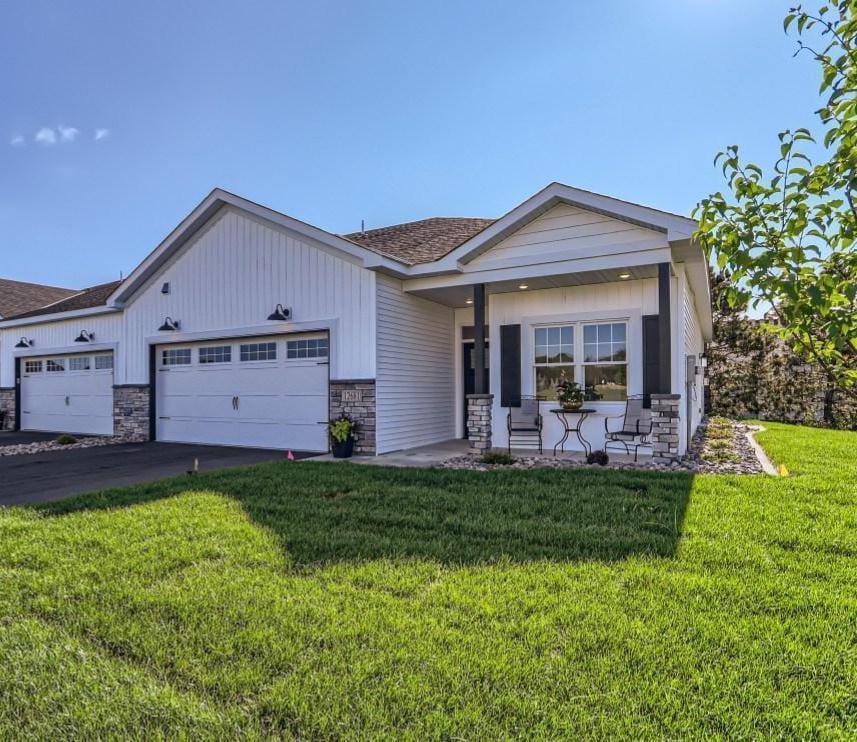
[[556, 372, 584, 411], [329, 415, 358, 458]]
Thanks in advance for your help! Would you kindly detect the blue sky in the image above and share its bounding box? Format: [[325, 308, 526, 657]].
[[1, 0, 820, 289]]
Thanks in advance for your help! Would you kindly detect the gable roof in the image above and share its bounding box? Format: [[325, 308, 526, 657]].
[[0, 278, 76, 319], [7, 280, 123, 320], [343, 217, 496, 265], [411, 182, 698, 273]]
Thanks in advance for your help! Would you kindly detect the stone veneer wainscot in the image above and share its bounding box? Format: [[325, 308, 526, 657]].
[[651, 393, 681, 463], [113, 385, 151, 441], [466, 394, 493, 452], [329, 380, 376, 455], [0, 387, 15, 431]]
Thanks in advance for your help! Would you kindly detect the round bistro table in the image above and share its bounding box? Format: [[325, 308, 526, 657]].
[[550, 408, 597, 456]]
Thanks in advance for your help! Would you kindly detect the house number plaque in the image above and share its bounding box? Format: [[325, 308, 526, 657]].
[[342, 390, 362, 402]]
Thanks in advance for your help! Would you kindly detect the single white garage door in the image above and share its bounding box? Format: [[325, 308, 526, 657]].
[[156, 333, 329, 451], [20, 353, 115, 436]]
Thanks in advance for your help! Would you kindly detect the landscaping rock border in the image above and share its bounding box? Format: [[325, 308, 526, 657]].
[[436, 417, 767, 475], [0, 435, 144, 457]]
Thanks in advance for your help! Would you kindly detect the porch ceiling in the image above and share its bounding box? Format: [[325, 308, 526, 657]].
[[405, 264, 658, 308]]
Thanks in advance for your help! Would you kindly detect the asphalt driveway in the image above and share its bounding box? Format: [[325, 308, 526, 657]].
[[0, 439, 315, 506]]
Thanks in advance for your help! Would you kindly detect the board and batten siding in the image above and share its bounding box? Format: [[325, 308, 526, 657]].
[[0, 313, 123, 387], [121, 207, 376, 383], [375, 274, 455, 454], [468, 203, 665, 269]]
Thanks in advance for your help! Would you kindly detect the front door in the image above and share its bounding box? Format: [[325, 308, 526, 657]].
[[462, 341, 489, 438]]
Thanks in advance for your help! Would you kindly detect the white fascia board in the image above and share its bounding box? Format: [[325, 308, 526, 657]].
[[402, 247, 673, 293], [144, 318, 339, 346], [107, 188, 404, 306], [0, 305, 121, 329], [13, 341, 118, 358]]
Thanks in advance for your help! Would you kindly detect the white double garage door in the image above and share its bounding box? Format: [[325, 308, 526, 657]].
[[20, 333, 330, 451], [156, 333, 329, 451]]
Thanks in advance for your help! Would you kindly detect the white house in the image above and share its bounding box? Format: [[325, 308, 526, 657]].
[[0, 183, 712, 460]]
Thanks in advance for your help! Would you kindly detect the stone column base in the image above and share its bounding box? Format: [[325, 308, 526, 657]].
[[651, 393, 681, 462], [113, 385, 151, 441], [330, 380, 376, 455], [466, 394, 493, 453], [0, 387, 15, 431]]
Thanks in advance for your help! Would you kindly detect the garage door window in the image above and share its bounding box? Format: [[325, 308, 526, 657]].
[[287, 338, 328, 359], [162, 348, 191, 366], [69, 357, 91, 371], [95, 355, 113, 370], [24, 360, 43, 374], [199, 345, 232, 364], [46, 359, 65, 372], [240, 342, 277, 361]]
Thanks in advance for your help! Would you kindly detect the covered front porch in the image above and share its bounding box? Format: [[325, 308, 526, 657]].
[[403, 262, 683, 462]]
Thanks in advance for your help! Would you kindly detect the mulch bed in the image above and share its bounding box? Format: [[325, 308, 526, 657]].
[[437, 417, 766, 474]]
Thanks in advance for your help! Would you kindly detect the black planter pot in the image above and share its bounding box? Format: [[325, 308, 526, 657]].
[[331, 436, 354, 459]]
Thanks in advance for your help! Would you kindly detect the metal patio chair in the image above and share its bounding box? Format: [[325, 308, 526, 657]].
[[507, 396, 543, 454], [603, 395, 653, 461]]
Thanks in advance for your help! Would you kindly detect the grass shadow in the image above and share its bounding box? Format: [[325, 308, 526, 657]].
[[32, 460, 694, 565]]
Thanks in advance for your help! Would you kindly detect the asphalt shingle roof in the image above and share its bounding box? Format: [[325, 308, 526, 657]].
[[7, 280, 122, 320], [343, 217, 496, 265], [0, 278, 76, 319]]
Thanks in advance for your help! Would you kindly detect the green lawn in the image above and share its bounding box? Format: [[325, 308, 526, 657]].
[[1, 423, 855, 739]]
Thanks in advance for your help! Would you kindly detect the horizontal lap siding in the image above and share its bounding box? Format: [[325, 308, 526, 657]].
[[376, 274, 454, 454], [469, 203, 663, 266], [682, 279, 705, 439]]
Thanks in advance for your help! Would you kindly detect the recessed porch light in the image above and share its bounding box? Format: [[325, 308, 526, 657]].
[[465, 298, 473, 304], [518, 284, 529, 290], [619, 272, 631, 279]]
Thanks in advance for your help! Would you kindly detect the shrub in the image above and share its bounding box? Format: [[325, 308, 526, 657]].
[[481, 451, 515, 466], [56, 434, 78, 445], [586, 450, 609, 466]]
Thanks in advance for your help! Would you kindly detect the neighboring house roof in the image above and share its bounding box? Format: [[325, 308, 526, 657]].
[[343, 217, 496, 265], [7, 280, 123, 320], [0, 278, 76, 319]]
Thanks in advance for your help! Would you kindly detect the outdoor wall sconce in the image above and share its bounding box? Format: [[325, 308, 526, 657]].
[[158, 317, 180, 331], [15, 337, 33, 348], [74, 330, 94, 343], [267, 304, 292, 321]]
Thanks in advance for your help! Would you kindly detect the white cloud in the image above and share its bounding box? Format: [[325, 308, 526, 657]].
[[94, 128, 110, 141], [34, 127, 57, 145], [58, 125, 79, 142], [10, 134, 24, 146]]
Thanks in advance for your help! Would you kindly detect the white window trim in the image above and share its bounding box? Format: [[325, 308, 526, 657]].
[[522, 308, 642, 407]]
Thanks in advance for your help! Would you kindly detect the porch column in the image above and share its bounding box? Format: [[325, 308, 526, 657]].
[[472, 283, 486, 394], [658, 263, 672, 393], [467, 283, 492, 452]]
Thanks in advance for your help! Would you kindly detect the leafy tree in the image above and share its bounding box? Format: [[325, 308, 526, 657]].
[[694, 1, 857, 394]]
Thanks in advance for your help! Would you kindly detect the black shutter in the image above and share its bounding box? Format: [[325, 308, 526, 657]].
[[500, 324, 521, 408], [642, 314, 660, 408]]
